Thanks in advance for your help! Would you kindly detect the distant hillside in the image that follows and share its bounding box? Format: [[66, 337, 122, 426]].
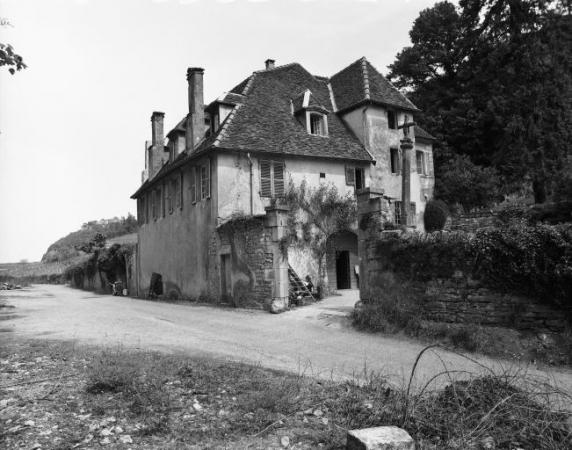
[[42, 214, 137, 263]]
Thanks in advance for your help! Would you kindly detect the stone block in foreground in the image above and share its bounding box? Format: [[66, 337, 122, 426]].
[[346, 426, 414, 450]]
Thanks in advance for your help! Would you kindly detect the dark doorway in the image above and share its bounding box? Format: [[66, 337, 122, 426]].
[[336, 250, 351, 289]]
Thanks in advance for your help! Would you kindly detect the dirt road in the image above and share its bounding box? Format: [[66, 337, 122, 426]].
[[2, 285, 571, 393]]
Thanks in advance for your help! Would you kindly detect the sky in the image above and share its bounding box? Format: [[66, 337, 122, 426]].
[[0, 0, 442, 263]]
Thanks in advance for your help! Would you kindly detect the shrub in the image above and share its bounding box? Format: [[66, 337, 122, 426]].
[[470, 221, 572, 305], [423, 200, 449, 232], [352, 272, 421, 334]]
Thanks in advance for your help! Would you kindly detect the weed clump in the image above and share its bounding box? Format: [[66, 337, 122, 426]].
[[352, 272, 421, 334]]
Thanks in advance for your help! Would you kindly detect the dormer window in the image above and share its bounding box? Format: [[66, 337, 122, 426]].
[[309, 113, 326, 136]]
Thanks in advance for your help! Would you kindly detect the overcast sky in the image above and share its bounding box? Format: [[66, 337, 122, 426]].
[[0, 0, 441, 263]]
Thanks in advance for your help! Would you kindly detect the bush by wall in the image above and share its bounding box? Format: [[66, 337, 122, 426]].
[[423, 200, 449, 232], [375, 222, 572, 308]]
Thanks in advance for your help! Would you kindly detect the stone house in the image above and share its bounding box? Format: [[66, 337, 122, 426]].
[[131, 58, 434, 307]]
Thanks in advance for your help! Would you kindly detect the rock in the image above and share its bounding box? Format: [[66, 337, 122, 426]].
[[321, 418, 329, 425], [270, 298, 288, 314], [0, 400, 8, 409], [281, 436, 290, 448], [313, 408, 323, 417], [480, 436, 495, 449], [113, 426, 123, 434], [31, 443, 41, 449], [100, 428, 112, 436], [119, 435, 133, 444], [347, 426, 414, 450], [84, 434, 93, 443], [100, 437, 111, 445], [24, 420, 35, 427], [303, 408, 313, 415], [192, 402, 202, 411]]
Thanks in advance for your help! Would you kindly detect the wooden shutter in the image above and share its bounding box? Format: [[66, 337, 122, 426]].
[[201, 159, 211, 199], [345, 166, 356, 185], [190, 167, 196, 204], [151, 190, 156, 219], [177, 173, 182, 209], [260, 160, 272, 197], [273, 161, 284, 196]]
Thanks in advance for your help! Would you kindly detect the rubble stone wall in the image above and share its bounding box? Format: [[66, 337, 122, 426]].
[[417, 275, 569, 331]]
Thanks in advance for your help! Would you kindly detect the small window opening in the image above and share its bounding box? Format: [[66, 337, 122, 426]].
[[320, 173, 326, 178], [416, 151, 427, 175], [355, 169, 364, 190], [390, 148, 400, 174], [388, 111, 397, 130]]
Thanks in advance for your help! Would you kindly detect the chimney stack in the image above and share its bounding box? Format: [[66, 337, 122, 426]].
[[149, 112, 166, 180], [186, 67, 205, 152], [265, 59, 275, 70]]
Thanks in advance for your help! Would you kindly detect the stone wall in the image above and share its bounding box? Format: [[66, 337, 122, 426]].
[[356, 188, 570, 331], [419, 275, 569, 331]]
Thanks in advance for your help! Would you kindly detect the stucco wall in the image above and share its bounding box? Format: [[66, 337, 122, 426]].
[[136, 155, 218, 300], [217, 151, 370, 221], [341, 106, 435, 231]]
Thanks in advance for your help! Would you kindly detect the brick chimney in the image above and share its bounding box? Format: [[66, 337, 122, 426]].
[[186, 67, 205, 152], [265, 59, 275, 70], [149, 111, 166, 180]]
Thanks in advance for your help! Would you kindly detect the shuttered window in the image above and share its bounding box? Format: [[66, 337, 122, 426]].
[[201, 159, 211, 200], [166, 182, 172, 214], [345, 166, 356, 185], [189, 167, 196, 204], [176, 173, 182, 209], [260, 160, 285, 197], [151, 190, 157, 220]]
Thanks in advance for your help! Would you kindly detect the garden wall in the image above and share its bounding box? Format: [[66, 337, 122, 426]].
[[445, 212, 496, 233], [356, 188, 571, 332]]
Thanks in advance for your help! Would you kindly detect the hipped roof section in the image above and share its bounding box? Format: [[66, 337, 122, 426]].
[[329, 57, 418, 113]]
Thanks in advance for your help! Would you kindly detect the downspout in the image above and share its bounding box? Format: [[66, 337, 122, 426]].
[[247, 153, 254, 216]]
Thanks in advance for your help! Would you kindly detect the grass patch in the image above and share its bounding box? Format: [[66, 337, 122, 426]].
[[1, 340, 571, 449]]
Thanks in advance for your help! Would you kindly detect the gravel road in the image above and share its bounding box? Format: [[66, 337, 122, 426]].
[[1, 285, 571, 394]]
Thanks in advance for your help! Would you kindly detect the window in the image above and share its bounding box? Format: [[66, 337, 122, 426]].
[[260, 160, 285, 197], [166, 181, 172, 214], [151, 190, 157, 220], [201, 160, 211, 200], [176, 173, 182, 209], [394, 201, 416, 226], [159, 187, 165, 218], [345, 166, 365, 189], [319, 173, 326, 184], [388, 111, 397, 129], [416, 151, 427, 175], [390, 148, 400, 174], [310, 114, 326, 136], [189, 167, 197, 204]]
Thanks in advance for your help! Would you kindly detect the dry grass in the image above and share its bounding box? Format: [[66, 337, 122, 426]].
[[1, 340, 571, 449]]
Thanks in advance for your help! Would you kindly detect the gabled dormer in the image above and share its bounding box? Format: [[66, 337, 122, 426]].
[[292, 89, 329, 137]]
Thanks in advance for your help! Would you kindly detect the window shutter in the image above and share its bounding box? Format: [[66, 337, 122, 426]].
[[201, 159, 211, 199], [177, 173, 183, 209], [260, 160, 272, 197], [345, 166, 356, 185], [273, 161, 284, 196], [190, 167, 196, 204], [151, 190, 156, 219]]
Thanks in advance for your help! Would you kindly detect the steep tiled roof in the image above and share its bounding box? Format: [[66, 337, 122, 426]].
[[215, 63, 371, 162], [330, 57, 418, 113], [414, 125, 435, 141]]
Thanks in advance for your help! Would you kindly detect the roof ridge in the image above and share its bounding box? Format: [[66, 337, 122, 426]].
[[253, 62, 299, 75], [330, 56, 364, 80], [241, 73, 257, 96], [360, 57, 371, 101], [213, 104, 241, 147]]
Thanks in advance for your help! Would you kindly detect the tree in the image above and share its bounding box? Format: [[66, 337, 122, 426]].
[[283, 180, 357, 297], [388, 0, 572, 203], [435, 154, 501, 213], [1, 19, 27, 75]]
